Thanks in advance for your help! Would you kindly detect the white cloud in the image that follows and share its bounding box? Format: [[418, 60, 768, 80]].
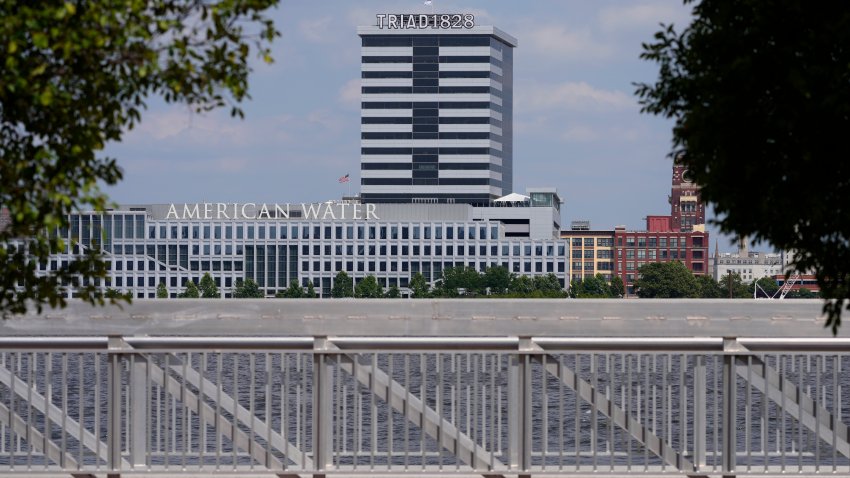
[[298, 17, 335, 44], [338, 78, 361, 107], [598, 3, 691, 33], [516, 81, 635, 113], [518, 24, 612, 61], [561, 125, 601, 142]]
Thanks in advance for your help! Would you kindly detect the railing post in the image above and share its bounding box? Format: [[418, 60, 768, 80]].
[[722, 338, 742, 477], [107, 336, 128, 474], [693, 355, 707, 469], [129, 354, 147, 469], [312, 337, 334, 477], [509, 337, 535, 477]]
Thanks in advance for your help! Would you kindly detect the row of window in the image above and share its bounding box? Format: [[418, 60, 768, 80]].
[[362, 101, 502, 112], [362, 147, 502, 156], [362, 86, 501, 96], [362, 178, 494, 186], [362, 132, 496, 140], [619, 236, 704, 247], [362, 116, 502, 126], [622, 249, 704, 259], [362, 163, 499, 171], [362, 70, 502, 80], [565, 237, 614, 247], [361, 55, 502, 66], [622, 261, 705, 272]]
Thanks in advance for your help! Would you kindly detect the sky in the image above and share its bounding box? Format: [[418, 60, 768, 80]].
[[104, 0, 738, 251]]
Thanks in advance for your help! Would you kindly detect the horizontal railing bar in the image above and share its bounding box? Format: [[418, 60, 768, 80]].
[[2, 336, 850, 353]]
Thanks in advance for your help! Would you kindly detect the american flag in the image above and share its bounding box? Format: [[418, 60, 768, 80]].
[[424, 0, 432, 5], [338, 173, 350, 183]]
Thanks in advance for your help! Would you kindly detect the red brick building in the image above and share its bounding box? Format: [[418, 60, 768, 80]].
[[612, 163, 709, 295]]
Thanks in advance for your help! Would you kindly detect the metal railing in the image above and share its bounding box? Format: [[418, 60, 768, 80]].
[[0, 299, 847, 476]]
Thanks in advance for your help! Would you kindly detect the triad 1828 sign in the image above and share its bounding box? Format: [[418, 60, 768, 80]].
[[375, 14, 475, 30]]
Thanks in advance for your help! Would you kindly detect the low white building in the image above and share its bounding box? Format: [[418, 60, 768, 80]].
[[712, 240, 785, 282]]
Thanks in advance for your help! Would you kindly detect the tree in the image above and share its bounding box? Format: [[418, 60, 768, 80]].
[[331, 271, 353, 298], [104, 288, 131, 300], [439, 266, 483, 296], [483, 266, 512, 295], [636, 1, 850, 331], [751, 276, 780, 298], [385, 284, 401, 298], [719, 272, 750, 299], [634, 262, 699, 298], [354, 275, 383, 298], [508, 275, 535, 295], [199, 273, 219, 298], [305, 282, 317, 298], [569, 274, 610, 298], [179, 281, 199, 299], [0, 1, 280, 316], [533, 273, 563, 294], [409, 273, 430, 298], [609, 276, 625, 298], [696, 274, 723, 298], [275, 279, 303, 299], [156, 282, 168, 299], [233, 278, 263, 298]]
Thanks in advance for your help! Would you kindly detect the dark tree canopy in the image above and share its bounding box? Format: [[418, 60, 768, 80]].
[[331, 271, 353, 298], [636, 0, 850, 331], [634, 261, 699, 298], [0, 0, 279, 316]]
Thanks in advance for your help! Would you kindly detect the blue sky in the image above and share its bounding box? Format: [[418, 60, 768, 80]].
[[105, 0, 737, 251]]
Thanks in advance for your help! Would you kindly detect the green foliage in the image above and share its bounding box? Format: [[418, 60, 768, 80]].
[[696, 274, 723, 298], [385, 284, 401, 298], [305, 282, 317, 298], [409, 273, 430, 298], [355, 275, 383, 298], [437, 266, 483, 297], [331, 271, 353, 298], [178, 281, 199, 299], [634, 262, 699, 298], [483, 266, 512, 295], [787, 288, 818, 299], [636, 1, 850, 331], [0, 0, 280, 316], [751, 276, 779, 298], [719, 272, 750, 298], [508, 275, 535, 295], [199, 273, 219, 298], [569, 274, 616, 298], [275, 279, 304, 298], [609, 276, 625, 298], [233, 278, 263, 298], [104, 288, 131, 300], [156, 282, 168, 299]]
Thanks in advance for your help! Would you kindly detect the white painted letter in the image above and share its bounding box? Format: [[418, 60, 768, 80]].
[[241, 202, 257, 219], [366, 203, 378, 220], [166, 204, 179, 219], [388, 14, 398, 29], [203, 202, 213, 219], [275, 203, 290, 219], [353, 203, 362, 219], [258, 203, 271, 219], [302, 203, 322, 219], [182, 203, 200, 219], [376, 14, 387, 28], [216, 202, 229, 219], [322, 205, 337, 220]]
